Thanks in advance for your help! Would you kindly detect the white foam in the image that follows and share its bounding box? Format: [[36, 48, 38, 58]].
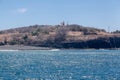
[[0, 50, 19, 52], [82, 76, 92, 78], [49, 49, 60, 51]]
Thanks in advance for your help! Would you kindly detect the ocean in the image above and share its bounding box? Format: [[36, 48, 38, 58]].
[[0, 50, 120, 80]]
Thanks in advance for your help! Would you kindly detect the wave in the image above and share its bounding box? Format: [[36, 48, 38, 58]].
[[49, 49, 60, 51]]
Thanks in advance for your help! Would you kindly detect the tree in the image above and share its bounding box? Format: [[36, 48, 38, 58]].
[[54, 27, 68, 43], [22, 35, 28, 41]]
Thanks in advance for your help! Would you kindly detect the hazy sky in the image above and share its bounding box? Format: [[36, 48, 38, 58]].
[[0, 0, 120, 31]]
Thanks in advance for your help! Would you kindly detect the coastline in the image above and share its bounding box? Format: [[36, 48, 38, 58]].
[[0, 45, 119, 50], [0, 45, 51, 50]]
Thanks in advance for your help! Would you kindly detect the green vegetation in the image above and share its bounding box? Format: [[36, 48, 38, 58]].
[[31, 29, 41, 36], [112, 30, 120, 33], [22, 35, 28, 41]]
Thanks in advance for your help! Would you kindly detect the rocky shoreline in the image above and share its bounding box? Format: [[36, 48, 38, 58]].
[[0, 45, 51, 50], [0, 45, 119, 50]]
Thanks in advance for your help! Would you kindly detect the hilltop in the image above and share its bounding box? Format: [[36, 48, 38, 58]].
[[0, 24, 120, 49]]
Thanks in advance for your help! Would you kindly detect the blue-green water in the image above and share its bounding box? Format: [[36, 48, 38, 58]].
[[0, 50, 120, 80]]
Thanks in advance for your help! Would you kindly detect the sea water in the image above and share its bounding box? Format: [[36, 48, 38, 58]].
[[0, 50, 120, 80]]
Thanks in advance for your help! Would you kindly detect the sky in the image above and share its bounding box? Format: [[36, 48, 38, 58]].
[[0, 0, 120, 31]]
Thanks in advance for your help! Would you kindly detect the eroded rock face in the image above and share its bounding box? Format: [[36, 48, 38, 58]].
[[60, 36, 120, 49]]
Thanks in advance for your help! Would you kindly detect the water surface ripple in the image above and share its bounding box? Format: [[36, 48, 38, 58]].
[[0, 50, 120, 80]]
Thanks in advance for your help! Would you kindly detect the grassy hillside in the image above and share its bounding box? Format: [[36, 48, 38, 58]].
[[0, 24, 120, 49]]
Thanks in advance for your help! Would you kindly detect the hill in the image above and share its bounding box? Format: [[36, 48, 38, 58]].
[[0, 24, 120, 49]]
